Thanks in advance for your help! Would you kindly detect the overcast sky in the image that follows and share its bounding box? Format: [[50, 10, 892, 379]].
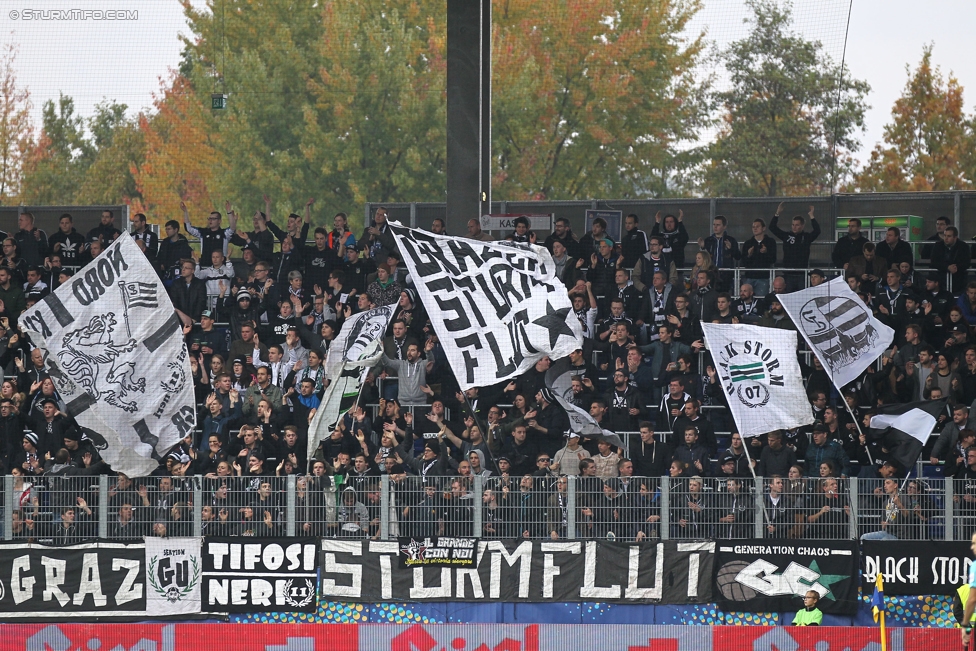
[[3, 0, 974, 168]]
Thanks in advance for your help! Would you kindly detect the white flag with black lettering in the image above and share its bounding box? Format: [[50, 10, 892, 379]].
[[700, 323, 813, 438], [306, 305, 394, 462], [19, 236, 195, 476], [145, 537, 202, 616], [777, 276, 894, 390], [389, 223, 583, 391]]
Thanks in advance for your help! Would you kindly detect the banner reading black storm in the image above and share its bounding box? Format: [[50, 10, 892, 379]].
[[715, 541, 859, 615], [0, 543, 147, 618], [862, 540, 974, 596], [321, 539, 714, 603], [201, 538, 319, 613]]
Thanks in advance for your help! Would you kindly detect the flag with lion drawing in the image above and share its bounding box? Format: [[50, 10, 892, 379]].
[[19, 236, 195, 477]]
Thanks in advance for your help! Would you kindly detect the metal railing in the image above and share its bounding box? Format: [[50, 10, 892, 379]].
[[3, 474, 963, 542]]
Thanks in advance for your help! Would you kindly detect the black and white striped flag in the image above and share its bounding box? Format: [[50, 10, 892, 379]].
[[121, 281, 159, 308]]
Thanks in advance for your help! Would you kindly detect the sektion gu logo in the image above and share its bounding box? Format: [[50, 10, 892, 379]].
[[714, 339, 785, 409]]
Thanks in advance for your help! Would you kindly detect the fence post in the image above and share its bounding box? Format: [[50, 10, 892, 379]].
[[3, 475, 12, 541], [848, 477, 859, 540], [381, 474, 391, 540], [567, 476, 576, 540], [660, 478, 669, 541], [946, 478, 955, 541], [193, 476, 202, 538], [954, 191, 962, 231], [410, 203, 417, 228], [709, 197, 716, 222], [754, 476, 764, 539], [286, 474, 297, 537], [98, 475, 109, 539], [473, 475, 483, 538]]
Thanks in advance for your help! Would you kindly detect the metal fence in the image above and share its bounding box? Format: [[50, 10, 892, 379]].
[[4, 474, 966, 542], [366, 191, 976, 266]]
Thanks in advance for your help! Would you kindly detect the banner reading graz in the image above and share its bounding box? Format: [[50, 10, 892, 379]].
[[321, 539, 714, 603], [715, 540, 859, 615], [862, 540, 974, 596], [0, 542, 146, 618]]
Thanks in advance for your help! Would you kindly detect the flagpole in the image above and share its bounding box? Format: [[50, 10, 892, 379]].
[[746, 454, 773, 533], [118, 282, 132, 338], [840, 394, 875, 466]]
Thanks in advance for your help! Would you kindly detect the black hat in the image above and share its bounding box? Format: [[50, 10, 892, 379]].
[[496, 455, 510, 463], [425, 439, 441, 455], [812, 421, 828, 433], [40, 397, 58, 407], [808, 269, 825, 278], [538, 387, 556, 404], [720, 453, 736, 465], [62, 429, 81, 442], [926, 271, 941, 282], [387, 463, 405, 474], [23, 432, 38, 447], [766, 293, 782, 305], [322, 319, 338, 332]]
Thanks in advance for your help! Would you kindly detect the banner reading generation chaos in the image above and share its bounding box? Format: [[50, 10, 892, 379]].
[[321, 539, 714, 603], [714, 541, 859, 615]]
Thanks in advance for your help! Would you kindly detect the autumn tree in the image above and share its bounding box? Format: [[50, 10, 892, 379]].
[[0, 40, 32, 204], [853, 45, 974, 192], [130, 75, 222, 228], [702, 0, 870, 196], [19, 94, 94, 204], [492, 0, 709, 199], [76, 101, 145, 205]]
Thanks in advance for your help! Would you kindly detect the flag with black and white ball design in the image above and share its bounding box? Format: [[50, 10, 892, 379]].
[[778, 276, 894, 390], [701, 323, 814, 438]]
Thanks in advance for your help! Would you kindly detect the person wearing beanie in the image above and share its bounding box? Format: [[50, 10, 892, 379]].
[[402, 436, 449, 480], [227, 288, 261, 341], [367, 262, 402, 307]]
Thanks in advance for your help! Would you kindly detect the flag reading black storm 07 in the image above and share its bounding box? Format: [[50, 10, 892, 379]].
[[19, 236, 195, 477], [388, 223, 583, 391]]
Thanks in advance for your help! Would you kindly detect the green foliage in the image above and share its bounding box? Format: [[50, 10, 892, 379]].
[[853, 45, 976, 192], [702, 0, 870, 196]]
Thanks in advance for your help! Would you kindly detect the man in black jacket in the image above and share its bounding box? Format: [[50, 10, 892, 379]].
[[832, 218, 868, 271], [631, 422, 670, 477], [741, 219, 777, 296], [877, 227, 914, 269], [605, 370, 643, 434], [619, 214, 649, 268], [169, 259, 208, 327], [769, 204, 820, 291], [931, 226, 971, 295], [526, 388, 570, 457]]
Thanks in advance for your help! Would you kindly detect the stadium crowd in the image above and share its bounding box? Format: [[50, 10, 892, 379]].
[[0, 204, 970, 543]]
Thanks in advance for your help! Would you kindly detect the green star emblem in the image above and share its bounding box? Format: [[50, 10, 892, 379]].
[[797, 560, 849, 602]]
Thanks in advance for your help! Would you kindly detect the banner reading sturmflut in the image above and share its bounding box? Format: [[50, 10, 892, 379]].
[[388, 223, 583, 391], [306, 305, 394, 462], [777, 276, 894, 390], [700, 323, 813, 438], [20, 236, 195, 476]]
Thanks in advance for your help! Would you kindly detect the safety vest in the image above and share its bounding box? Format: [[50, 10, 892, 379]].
[[957, 584, 976, 624], [793, 607, 822, 626]]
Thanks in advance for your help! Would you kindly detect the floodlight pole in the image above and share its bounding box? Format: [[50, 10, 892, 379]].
[[446, 0, 491, 233]]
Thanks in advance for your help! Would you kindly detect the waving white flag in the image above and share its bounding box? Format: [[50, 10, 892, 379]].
[[389, 222, 583, 391], [777, 276, 894, 390], [19, 236, 195, 476], [701, 323, 813, 438]]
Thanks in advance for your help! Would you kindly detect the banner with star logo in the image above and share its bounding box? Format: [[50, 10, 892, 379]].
[[714, 540, 859, 614], [389, 223, 583, 391]]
